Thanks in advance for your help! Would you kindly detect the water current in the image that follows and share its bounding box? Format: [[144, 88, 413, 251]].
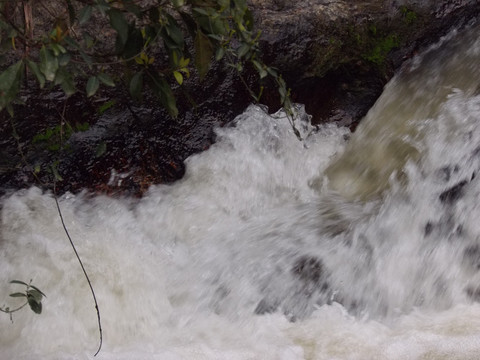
[[1, 22, 480, 360]]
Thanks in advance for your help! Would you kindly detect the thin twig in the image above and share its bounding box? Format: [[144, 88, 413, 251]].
[[52, 182, 103, 356]]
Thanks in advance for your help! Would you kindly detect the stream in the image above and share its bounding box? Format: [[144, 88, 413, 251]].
[[1, 22, 480, 360]]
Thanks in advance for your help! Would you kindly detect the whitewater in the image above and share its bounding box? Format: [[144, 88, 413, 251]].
[[1, 21, 480, 360]]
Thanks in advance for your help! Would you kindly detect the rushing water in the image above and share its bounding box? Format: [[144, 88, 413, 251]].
[[2, 23, 480, 360]]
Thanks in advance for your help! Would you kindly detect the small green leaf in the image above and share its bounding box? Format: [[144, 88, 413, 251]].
[[27, 289, 44, 302], [173, 71, 183, 85], [98, 99, 116, 114], [9, 292, 26, 298], [243, 8, 254, 31], [78, 5, 93, 25], [50, 43, 66, 56], [237, 43, 250, 58], [39, 46, 59, 81], [79, 49, 93, 69], [60, 72, 76, 96], [266, 67, 278, 77], [29, 285, 46, 298], [98, 73, 115, 87], [54, 68, 75, 97], [27, 297, 42, 314], [51, 164, 63, 181], [58, 53, 71, 66], [193, 7, 210, 16], [194, 29, 213, 80], [10, 280, 28, 286], [172, 0, 185, 7], [252, 60, 267, 79], [164, 14, 184, 48], [129, 71, 143, 100], [122, 27, 143, 59], [0, 60, 23, 110], [108, 9, 129, 46], [26, 60, 46, 88], [86, 76, 100, 97], [147, 73, 178, 117], [215, 47, 225, 61]]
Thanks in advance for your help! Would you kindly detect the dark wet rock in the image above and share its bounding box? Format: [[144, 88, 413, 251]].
[[254, 298, 280, 315], [436, 165, 460, 182], [439, 180, 468, 204], [424, 222, 434, 236], [424, 215, 464, 240], [463, 244, 480, 270], [465, 285, 480, 301], [292, 255, 325, 285], [255, 255, 331, 320]]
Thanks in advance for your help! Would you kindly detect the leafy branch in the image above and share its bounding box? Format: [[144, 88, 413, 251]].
[[0, 280, 46, 322], [0, 0, 294, 120]]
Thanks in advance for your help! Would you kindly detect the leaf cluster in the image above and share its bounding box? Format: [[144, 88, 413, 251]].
[[0, 0, 293, 118], [0, 280, 46, 321]]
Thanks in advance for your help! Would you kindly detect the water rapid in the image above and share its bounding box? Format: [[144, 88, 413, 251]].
[[1, 23, 480, 359]]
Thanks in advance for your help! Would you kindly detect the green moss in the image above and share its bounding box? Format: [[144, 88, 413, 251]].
[[400, 6, 418, 25], [307, 8, 423, 78], [362, 33, 400, 66]]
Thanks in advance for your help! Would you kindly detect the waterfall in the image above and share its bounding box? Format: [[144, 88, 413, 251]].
[[1, 22, 480, 360]]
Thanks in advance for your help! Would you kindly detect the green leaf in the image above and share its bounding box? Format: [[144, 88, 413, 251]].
[[9, 292, 26, 298], [27, 297, 42, 314], [165, 14, 184, 48], [86, 76, 100, 97], [27, 289, 44, 302], [108, 9, 129, 46], [252, 60, 267, 79], [78, 5, 93, 25], [51, 164, 63, 181], [79, 49, 93, 69], [172, 0, 185, 7], [55, 68, 76, 96], [173, 71, 183, 85], [98, 99, 116, 114], [50, 43, 66, 56], [26, 60, 46, 88], [237, 43, 250, 58], [0, 60, 23, 110], [129, 71, 143, 100], [194, 29, 213, 80], [39, 46, 59, 81], [10, 280, 28, 286], [60, 72, 76, 96], [58, 53, 71, 67], [123, 27, 143, 59], [98, 73, 115, 87], [29, 285, 46, 298], [193, 7, 211, 16], [243, 8, 254, 31], [266, 67, 278, 77], [215, 47, 225, 61], [147, 73, 178, 117]]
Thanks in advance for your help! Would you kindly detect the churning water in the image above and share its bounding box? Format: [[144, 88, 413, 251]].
[[1, 23, 480, 360]]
